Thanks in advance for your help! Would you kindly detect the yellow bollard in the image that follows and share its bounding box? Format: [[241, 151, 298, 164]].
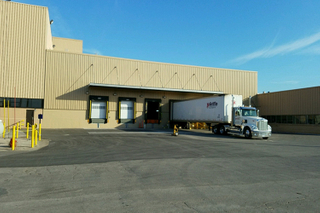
[[26, 122, 29, 139], [17, 123, 19, 138], [35, 130, 38, 146], [172, 124, 179, 136], [3, 99, 5, 138], [12, 126, 16, 151], [39, 123, 41, 141], [20, 120, 24, 128], [31, 125, 34, 148]]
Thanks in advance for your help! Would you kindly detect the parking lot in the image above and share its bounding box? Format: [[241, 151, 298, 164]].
[[0, 129, 319, 212]]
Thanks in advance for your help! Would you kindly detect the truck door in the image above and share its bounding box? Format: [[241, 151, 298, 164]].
[[234, 108, 242, 126]]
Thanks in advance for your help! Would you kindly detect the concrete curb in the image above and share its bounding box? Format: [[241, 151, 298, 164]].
[[0, 130, 49, 152]]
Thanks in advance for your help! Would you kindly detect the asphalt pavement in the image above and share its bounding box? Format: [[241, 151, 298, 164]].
[[0, 129, 319, 212]]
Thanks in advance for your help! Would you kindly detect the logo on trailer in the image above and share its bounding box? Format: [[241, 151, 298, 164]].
[[207, 102, 218, 108]]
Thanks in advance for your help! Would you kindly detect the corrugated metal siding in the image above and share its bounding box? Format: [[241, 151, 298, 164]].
[[256, 87, 320, 115], [0, 1, 47, 99], [52, 37, 83, 53], [45, 51, 257, 110]]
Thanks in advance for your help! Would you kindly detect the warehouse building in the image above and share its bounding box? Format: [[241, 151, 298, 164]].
[[252, 87, 320, 134], [0, 1, 258, 129]]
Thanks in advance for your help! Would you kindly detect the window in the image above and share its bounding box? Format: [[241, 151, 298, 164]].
[[242, 109, 257, 116], [315, 115, 320, 125], [0, 97, 43, 108], [294, 115, 306, 124], [308, 115, 315, 124], [287, 115, 293, 124], [263, 115, 320, 124], [269, 116, 276, 123], [281, 115, 287, 123]]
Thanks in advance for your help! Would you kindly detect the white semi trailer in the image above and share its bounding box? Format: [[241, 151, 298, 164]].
[[0, 120, 3, 136], [170, 95, 272, 139]]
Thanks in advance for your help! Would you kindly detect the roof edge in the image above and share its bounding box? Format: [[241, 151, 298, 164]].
[[89, 83, 223, 95]]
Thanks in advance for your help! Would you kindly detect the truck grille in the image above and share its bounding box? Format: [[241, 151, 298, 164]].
[[257, 120, 268, 131]]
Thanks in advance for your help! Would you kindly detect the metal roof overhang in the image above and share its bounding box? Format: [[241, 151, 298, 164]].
[[89, 83, 223, 95]]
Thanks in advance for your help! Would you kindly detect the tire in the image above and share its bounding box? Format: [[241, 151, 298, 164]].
[[244, 127, 252, 139], [219, 126, 226, 135], [262, 137, 268, 140], [212, 125, 219, 134]]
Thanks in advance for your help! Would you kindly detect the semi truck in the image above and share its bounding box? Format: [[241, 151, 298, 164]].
[[170, 94, 272, 139]]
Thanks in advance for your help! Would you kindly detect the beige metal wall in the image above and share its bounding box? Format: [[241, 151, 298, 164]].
[[254, 87, 320, 115], [0, 1, 50, 99], [0, 107, 43, 129], [43, 50, 257, 128], [52, 37, 83, 53], [45, 51, 257, 111], [42, 89, 209, 129], [253, 87, 320, 134]]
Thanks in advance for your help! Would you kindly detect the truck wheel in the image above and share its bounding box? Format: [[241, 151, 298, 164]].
[[212, 125, 219, 134], [262, 137, 268, 140], [219, 126, 226, 135], [244, 127, 252, 139]]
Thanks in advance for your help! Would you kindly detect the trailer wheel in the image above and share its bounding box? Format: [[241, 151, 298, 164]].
[[219, 126, 226, 135], [244, 127, 252, 139], [212, 125, 219, 134]]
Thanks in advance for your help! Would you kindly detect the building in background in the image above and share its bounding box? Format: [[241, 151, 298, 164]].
[[0, 1, 258, 129], [252, 87, 320, 134]]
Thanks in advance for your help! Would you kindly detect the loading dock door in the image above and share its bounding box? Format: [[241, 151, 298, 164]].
[[91, 101, 106, 119], [120, 101, 134, 119]]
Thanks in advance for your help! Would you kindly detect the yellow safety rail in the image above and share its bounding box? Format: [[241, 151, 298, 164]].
[[3, 99, 5, 138]]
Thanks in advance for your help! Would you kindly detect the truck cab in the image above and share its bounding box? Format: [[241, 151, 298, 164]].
[[230, 107, 272, 139]]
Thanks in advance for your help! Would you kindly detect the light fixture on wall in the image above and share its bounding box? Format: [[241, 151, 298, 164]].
[[85, 91, 89, 95], [50, 20, 54, 25], [139, 94, 144, 98], [162, 96, 166, 99], [113, 93, 117, 96]]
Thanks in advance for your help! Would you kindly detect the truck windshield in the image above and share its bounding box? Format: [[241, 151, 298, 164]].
[[242, 109, 257, 116]]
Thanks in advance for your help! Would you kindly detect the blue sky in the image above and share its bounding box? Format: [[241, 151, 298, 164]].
[[17, 0, 320, 93]]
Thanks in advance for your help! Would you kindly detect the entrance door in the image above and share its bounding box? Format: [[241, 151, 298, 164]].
[[145, 99, 161, 124], [26, 110, 34, 125], [146, 101, 160, 123]]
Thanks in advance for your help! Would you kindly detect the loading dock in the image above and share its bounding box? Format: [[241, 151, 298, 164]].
[[89, 96, 108, 123], [118, 98, 136, 123]]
